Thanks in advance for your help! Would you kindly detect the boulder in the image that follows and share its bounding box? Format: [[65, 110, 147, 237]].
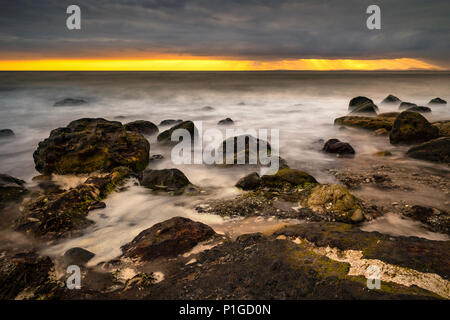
[[406, 137, 450, 164], [124, 120, 159, 136], [389, 111, 439, 145], [323, 139, 355, 155], [159, 119, 183, 126], [304, 184, 365, 223], [260, 168, 317, 189], [54, 98, 87, 107], [432, 120, 450, 137], [403, 205, 449, 235], [381, 94, 401, 104], [201, 106, 214, 111], [428, 97, 447, 105], [0, 173, 27, 204], [334, 116, 394, 131], [219, 134, 273, 166], [121, 217, 216, 261], [0, 129, 14, 138], [399, 102, 417, 110], [407, 106, 431, 113], [139, 168, 191, 193], [235, 172, 261, 190], [348, 96, 374, 111], [33, 118, 150, 175], [218, 118, 234, 125], [349, 103, 378, 115], [63, 247, 95, 266], [378, 112, 400, 118], [157, 121, 198, 145]]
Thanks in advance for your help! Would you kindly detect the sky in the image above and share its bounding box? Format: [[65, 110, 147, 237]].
[[0, 0, 449, 71]]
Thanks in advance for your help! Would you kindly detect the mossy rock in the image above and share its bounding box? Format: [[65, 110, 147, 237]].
[[334, 116, 394, 131], [124, 120, 159, 136], [157, 120, 198, 145], [260, 168, 317, 189], [432, 120, 450, 137], [0, 173, 27, 204], [304, 184, 365, 223], [139, 168, 192, 194], [389, 111, 439, 145], [33, 118, 150, 175], [406, 137, 450, 164]]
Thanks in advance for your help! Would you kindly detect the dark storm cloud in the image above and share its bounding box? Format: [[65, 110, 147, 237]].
[[0, 0, 448, 66]]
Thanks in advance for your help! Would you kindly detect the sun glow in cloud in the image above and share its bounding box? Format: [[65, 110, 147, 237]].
[[0, 58, 442, 71]]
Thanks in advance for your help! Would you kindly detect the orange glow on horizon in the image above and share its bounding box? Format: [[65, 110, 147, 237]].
[[0, 58, 442, 71]]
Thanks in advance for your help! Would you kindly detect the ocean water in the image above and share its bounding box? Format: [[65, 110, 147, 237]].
[[0, 71, 449, 263]]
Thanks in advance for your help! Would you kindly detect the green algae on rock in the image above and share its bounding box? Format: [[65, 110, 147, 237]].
[[389, 111, 439, 145]]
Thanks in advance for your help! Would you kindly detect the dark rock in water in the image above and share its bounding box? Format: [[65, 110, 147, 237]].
[[348, 96, 374, 110], [428, 97, 447, 105], [139, 168, 191, 193], [235, 172, 261, 190], [33, 118, 150, 175], [432, 120, 450, 137], [124, 120, 159, 136], [323, 139, 355, 155], [121, 217, 216, 261], [378, 112, 400, 118], [0, 173, 27, 204], [349, 103, 378, 115], [63, 247, 95, 265], [15, 167, 131, 239], [218, 118, 234, 125], [381, 94, 401, 104], [407, 106, 431, 113], [157, 121, 198, 145], [389, 111, 439, 145], [399, 102, 417, 110], [406, 137, 450, 163], [403, 205, 449, 235], [87, 201, 106, 211], [0, 251, 53, 300], [260, 168, 317, 189], [159, 119, 183, 126], [0, 129, 14, 138], [219, 134, 273, 166], [54, 98, 87, 107], [149, 154, 164, 161], [334, 116, 394, 131], [201, 106, 214, 111]]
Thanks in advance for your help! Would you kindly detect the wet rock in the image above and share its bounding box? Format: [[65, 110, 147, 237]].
[[381, 94, 401, 104], [334, 116, 394, 131], [407, 106, 431, 113], [378, 112, 400, 118], [63, 247, 95, 266], [399, 102, 417, 110], [218, 118, 234, 125], [87, 201, 106, 211], [159, 119, 183, 126], [0, 173, 27, 204], [201, 106, 214, 111], [54, 98, 87, 107], [350, 103, 378, 115], [374, 150, 392, 157], [33, 118, 150, 175], [15, 167, 131, 239], [260, 168, 317, 189], [302, 185, 365, 223], [389, 111, 439, 145], [323, 139, 355, 156], [348, 96, 374, 111], [403, 205, 449, 235], [406, 137, 450, 163], [428, 97, 447, 105], [218, 134, 274, 166], [235, 172, 261, 190], [432, 120, 450, 137], [372, 128, 389, 136], [139, 168, 191, 194], [149, 154, 164, 161], [121, 217, 216, 261], [124, 120, 159, 136], [157, 121, 198, 145], [0, 129, 14, 138]]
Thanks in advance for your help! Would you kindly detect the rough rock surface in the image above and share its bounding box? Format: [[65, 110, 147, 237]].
[[235, 172, 261, 190], [432, 120, 450, 137], [389, 111, 439, 145], [139, 168, 192, 194], [323, 139, 355, 156], [157, 121, 198, 145], [406, 137, 450, 163], [403, 205, 449, 235], [334, 116, 394, 131], [0, 173, 27, 204], [124, 120, 159, 136]]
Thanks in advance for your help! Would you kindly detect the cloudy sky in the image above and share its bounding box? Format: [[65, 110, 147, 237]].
[[0, 0, 449, 70]]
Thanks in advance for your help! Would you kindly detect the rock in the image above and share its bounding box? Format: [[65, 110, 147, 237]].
[[260, 168, 317, 189], [432, 120, 450, 137], [0, 173, 27, 204], [381, 94, 401, 104], [149, 154, 164, 161], [63, 247, 95, 266], [303, 185, 365, 223], [323, 139, 355, 155], [159, 119, 183, 126], [218, 118, 234, 125], [33, 118, 150, 175], [124, 120, 159, 136], [399, 102, 417, 110], [374, 150, 392, 157], [403, 205, 449, 235], [389, 111, 439, 145], [87, 201, 106, 211], [407, 106, 431, 113], [139, 169, 191, 194], [0, 129, 14, 138], [348, 96, 374, 111], [157, 121, 198, 145], [349, 103, 378, 115], [334, 116, 394, 131], [428, 97, 447, 105], [15, 167, 131, 238], [378, 112, 400, 118], [54, 98, 87, 107], [406, 137, 450, 163], [219, 134, 272, 166], [121, 217, 216, 261], [201, 106, 214, 111], [235, 172, 261, 190]]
